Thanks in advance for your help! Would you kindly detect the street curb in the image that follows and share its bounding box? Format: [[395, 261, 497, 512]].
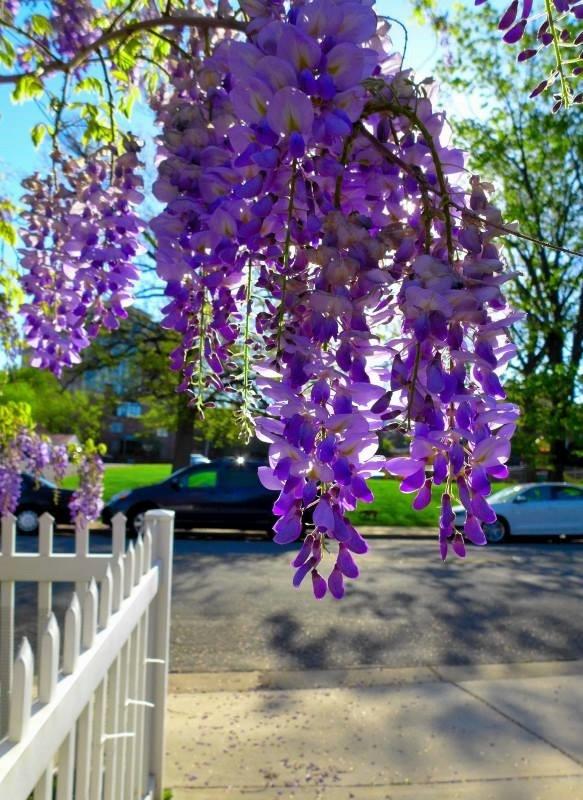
[[168, 658, 583, 694]]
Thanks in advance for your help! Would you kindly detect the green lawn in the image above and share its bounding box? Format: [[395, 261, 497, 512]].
[[63, 463, 172, 502], [348, 478, 442, 528]]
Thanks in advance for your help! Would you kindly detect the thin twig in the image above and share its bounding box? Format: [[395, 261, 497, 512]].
[[276, 160, 298, 355], [96, 47, 116, 178], [150, 29, 194, 64], [379, 15, 408, 70], [0, 17, 59, 61], [0, 12, 245, 84]]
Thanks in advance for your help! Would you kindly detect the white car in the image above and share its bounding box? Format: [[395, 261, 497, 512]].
[[453, 482, 583, 543]]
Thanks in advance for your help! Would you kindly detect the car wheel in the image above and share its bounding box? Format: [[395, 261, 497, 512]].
[[484, 518, 509, 544], [127, 507, 153, 539], [16, 508, 40, 534]]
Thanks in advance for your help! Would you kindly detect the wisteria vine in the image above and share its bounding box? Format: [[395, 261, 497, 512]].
[[7, 0, 567, 598]]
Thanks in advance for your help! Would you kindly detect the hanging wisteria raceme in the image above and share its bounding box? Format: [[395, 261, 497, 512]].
[[476, 0, 583, 109], [0, 421, 104, 525], [69, 445, 105, 529], [19, 145, 145, 374], [12, 0, 523, 598], [143, 0, 521, 598]]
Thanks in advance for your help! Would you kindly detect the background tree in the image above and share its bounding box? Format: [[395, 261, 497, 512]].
[[0, 367, 104, 441], [439, 5, 583, 480]]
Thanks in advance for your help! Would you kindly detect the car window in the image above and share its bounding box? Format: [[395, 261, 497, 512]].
[[182, 468, 218, 489], [220, 466, 261, 490], [489, 485, 523, 502], [552, 486, 583, 500], [520, 486, 551, 502]]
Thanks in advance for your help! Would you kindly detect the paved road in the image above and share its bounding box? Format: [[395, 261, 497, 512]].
[[9, 532, 583, 672], [169, 537, 583, 672]]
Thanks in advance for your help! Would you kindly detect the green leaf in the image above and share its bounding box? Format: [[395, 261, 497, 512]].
[[30, 15, 53, 36], [30, 122, 48, 148], [0, 220, 17, 247], [118, 84, 141, 119], [12, 74, 44, 104], [0, 36, 16, 69], [110, 69, 130, 84], [75, 76, 104, 96], [153, 37, 171, 62]]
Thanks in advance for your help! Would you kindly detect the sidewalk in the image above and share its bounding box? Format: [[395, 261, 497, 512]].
[[166, 660, 583, 800]]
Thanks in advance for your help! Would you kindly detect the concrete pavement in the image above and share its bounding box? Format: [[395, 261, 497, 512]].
[[166, 660, 583, 799]]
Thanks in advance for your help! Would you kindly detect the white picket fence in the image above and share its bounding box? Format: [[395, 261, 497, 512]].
[[0, 508, 174, 800]]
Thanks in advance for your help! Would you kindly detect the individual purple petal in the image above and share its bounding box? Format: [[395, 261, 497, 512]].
[[351, 475, 374, 502], [311, 379, 330, 405], [273, 490, 296, 515], [332, 512, 352, 543], [518, 48, 537, 61], [488, 464, 509, 480], [258, 466, 283, 490], [400, 467, 426, 493], [302, 480, 318, 505], [386, 457, 424, 477], [455, 401, 472, 430], [433, 454, 448, 485], [464, 516, 487, 546], [328, 566, 345, 599], [273, 513, 302, 544], [293, 556, 316, 588], [457, 477, 473, 511], [503, 19, 527, 43], [292, 534, 315, 567], [312, 569, 327, 599], [470, 465, 491, 496], [289, 132, 306, 158], [473, 436, 510, 468], [266, 87, 314, 136], [530, 79, 548, 98], [439, 533, 449, 561], [426, 358, 445, 393], [318, 435, 336, 464], [498, 1, 519, 30], [413, 479, 432, 510], [449, 442, 465, 476], [346, 525, 368, 554], [451, 534, 466, 558], [277, 26, 321, 71], [471, 494, 497, 524], [333, 457, 352, 485], [337, 544, 360, 578], [313, 497, 335, 530], [440, 493, 456, 528]]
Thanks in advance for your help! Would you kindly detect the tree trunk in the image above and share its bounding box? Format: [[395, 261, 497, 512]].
[[172, 399, 195, 471], [549, 435, 567, 481]]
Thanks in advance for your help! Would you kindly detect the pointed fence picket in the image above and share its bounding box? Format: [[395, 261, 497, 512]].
[[0, 509, 174, 800]]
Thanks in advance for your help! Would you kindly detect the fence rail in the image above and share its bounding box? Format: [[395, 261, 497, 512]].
[[0, 508, 174, 800]]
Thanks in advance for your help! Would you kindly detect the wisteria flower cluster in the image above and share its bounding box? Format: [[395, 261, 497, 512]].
[[0, 414, 104, 525], [10, 0, 524, 598], [477, 0, 583, 109], [69, 441, 106, 528], [142, 0, 520, 598], [19, 146, 145, 374]]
